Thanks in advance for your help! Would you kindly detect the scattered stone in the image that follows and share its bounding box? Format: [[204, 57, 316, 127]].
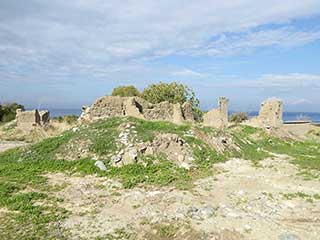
[[139, 146, 147, 153], [72, 127, 79, 132], [145, 147, 154, 155], [238, 190, 244, 196], [180, 162, 191, 170], [122, 148, 138, 165], [221, 137, 229, 144], [94, 160, 107, 171], [177, 154, 185, 162], [187, 205, 214, 220], [244, 224, 252, 232]]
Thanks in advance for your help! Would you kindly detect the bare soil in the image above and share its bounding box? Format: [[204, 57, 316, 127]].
[[46, 154, 320, 239], [0, 141, 28, 153]]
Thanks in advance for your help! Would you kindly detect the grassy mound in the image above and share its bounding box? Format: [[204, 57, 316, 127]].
[[0, 117, 319, 239]]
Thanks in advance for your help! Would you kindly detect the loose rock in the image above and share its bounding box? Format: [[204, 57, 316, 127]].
[[94, 161, 107, 171]]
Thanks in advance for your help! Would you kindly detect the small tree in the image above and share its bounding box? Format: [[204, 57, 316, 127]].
[[111, 85, 141, 97], [229, 112, 248, 124], [142, 82, 203, 121], [0, 103, 25, 122]]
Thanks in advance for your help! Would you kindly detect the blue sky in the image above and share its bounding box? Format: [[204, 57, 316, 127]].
[[1, 1, 320, 112]]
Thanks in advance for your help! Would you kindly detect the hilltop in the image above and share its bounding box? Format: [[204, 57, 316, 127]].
[[0, 116, 320, 239], [0, 83, 320, 239]]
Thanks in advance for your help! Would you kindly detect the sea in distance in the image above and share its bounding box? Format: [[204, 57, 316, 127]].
[[45, 108, 320, 124]]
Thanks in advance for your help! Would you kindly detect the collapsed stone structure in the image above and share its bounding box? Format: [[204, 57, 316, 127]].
[[203, 97, 229, 128], [249, 99, 283, 128], [79, 96, 195, 124], [39, 110, 50, 125], [16, 109, 50, 131], [79, 95, 289, 131]]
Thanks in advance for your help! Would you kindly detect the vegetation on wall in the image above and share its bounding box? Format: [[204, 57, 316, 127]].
[[110, 82, 204, 121], [111, 85, 141, 97], [229, 112, 248, 123]]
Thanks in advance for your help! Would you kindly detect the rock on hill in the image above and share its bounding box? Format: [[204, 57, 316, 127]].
[[0, 116, 319, 239]]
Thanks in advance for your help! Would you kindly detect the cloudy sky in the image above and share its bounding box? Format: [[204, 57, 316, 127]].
[[1, 0, 320, 111]]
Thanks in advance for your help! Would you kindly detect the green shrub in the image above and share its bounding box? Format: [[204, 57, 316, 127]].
[[63, 115, 78, 125], [111, 85, 141, 97], [229, 112, 248, 123], [53, 115, 78, 124], [0, 103, 25, 122], [142, 82, 203, 121], [53, 116, 64, 122]]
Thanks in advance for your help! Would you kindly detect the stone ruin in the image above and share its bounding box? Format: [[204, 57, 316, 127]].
[[79, 95, 287, 130], [79, 96, 195, 124], [249, 99, 283, 128], [203, 97, 229, 128], [16, 109, 50, 131]]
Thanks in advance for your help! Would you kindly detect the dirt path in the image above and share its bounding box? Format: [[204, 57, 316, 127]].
[[47, 155, 320, 239], [0, 141, 28, 153]]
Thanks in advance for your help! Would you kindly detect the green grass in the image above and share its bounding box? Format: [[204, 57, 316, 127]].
[[107, 155, 191, 189], [95, 228, 134, 240], [225, 125, 320, 171], [259, 137, 320, 170], [0, 118, 200, 238], [0, 135, 75, 238], [157, 224, 178, 238], [281, 191, 320, 203], [86, 117, 123, 156], [0, 117, 319, 238], [132, 117, 190, 142]]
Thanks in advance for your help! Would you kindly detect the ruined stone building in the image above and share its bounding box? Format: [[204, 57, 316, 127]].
[[39, 110, 50, 125], [79, 96, 195, 124], [16, 109, 50, 131], [203, 97, 229, 128], [79, 95, 291, 131], [249, 99, 283, 128]]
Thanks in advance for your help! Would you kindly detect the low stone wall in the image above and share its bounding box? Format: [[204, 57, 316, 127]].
[[203, 97, 229, 128], [16, 109, 40, 131], [249, 99, 283, 128], [80, 96, 294, 132], [16, 109, 50, 131], [79, 96, 195, 124]]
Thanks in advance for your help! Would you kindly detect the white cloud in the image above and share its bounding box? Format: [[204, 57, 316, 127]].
[[259, 73, 320, 88], [1, 0, 320, 109], [286, 98, 313, 105], [1, 0, 320, 81], [202, 73, 320, 89], [192, 28, 320, 56], [172, 69, 204, 77]]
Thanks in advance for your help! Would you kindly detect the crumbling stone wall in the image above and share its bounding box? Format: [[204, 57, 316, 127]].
[[80, 96, 126, 121], [142, 101, 174, 121], [249, 99, 283, 128], [16, 109, 50, 131], [16, 109, 41, 130], [79, 96, 193, 124], [182, 102, 195, 122], [39, 110, 50, 125], [203, 97, 229, 128], [80, 95, 286, 130]]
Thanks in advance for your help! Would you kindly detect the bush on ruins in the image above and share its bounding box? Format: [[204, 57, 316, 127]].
[[111, 85, 141, 97], [229, 112, 248, 124], [110, 82, 204, 122]]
